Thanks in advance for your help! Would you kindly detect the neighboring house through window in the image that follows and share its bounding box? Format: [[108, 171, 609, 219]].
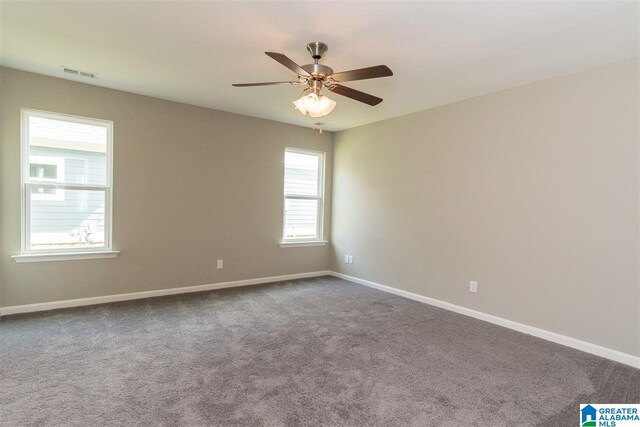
[[18, 109, 114, 258], [29, 155, 66, 201], [283, 148, 325, 243]]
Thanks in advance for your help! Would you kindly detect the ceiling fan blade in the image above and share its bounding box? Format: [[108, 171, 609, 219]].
[[265, 52, 310, 77], [330, 65, 393, 82], [327, 84, 383, 106], [232, 81, 302, 87]]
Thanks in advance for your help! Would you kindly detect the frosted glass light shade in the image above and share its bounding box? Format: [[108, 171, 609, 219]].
[[302, 92, 319, 110], [293, 91, 336, 118], [292, 97, 307, 115], [308, 95, 336, 118]]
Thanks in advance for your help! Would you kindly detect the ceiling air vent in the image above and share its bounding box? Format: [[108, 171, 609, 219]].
[[61, 66, 96, 79]]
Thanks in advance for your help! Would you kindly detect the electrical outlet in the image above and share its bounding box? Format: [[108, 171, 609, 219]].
[[348, 255, 353, 264], [470, 281, 478, 293], [344, 254, 349, 263], [217, 259, 223, 269]]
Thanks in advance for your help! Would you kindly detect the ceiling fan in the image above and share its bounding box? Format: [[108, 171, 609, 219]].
[[232, 42, 393, 118]]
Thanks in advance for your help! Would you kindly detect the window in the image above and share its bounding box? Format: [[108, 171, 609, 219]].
[[283, 148, 325, 244], [16, 109, 115, 260]]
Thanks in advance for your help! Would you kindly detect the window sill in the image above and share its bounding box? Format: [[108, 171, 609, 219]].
[[279, 241, 329, 248], [12, 251, 120, 263]]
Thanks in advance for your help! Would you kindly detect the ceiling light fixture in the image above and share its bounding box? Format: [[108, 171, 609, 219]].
[[293, 88, 336, 118]]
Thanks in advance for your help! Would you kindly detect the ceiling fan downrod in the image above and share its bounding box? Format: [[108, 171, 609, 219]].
[[307, 42, 328, 64]]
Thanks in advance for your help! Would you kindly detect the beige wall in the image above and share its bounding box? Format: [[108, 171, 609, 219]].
[[0, 67, 333, 307], [331, 59, 640, 357]]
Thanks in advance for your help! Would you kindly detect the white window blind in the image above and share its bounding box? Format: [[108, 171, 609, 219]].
[[283, 148, 324, 242], [21, 109, 113, 254]]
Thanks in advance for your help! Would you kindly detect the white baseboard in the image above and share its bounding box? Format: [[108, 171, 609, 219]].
[[329, 271, 640, 369], [0, 271, 331, 316]]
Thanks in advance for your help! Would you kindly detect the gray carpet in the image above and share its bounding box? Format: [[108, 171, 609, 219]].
[[1, 276, 638, 426]]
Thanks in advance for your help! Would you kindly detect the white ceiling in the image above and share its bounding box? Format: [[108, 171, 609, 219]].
[[1, 1, 638, 132]]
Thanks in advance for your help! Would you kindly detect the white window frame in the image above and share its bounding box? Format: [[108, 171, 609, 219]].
[[281, 147, 327, 247], [13, 108, 118, 262]]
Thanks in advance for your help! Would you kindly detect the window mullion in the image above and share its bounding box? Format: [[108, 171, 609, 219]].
[[284, 194, 321, 201], [26, 182, 108, 192]]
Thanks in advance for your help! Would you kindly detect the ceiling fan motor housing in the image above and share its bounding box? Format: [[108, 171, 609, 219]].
[[301, 63, 334, 78]]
